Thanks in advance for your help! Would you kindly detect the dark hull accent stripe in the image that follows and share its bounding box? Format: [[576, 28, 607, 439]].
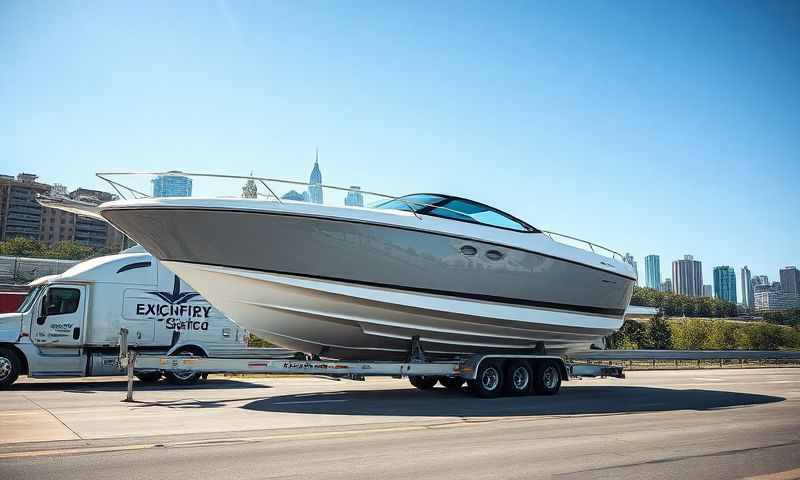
[[169, 259, 627, 317], [103, 206, 637, 282]]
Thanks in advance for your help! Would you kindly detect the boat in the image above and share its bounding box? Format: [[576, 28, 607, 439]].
[[52, 173, 638, 361]]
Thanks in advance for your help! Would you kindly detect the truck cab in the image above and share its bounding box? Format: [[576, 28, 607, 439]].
[[0, 246, 247, 388]]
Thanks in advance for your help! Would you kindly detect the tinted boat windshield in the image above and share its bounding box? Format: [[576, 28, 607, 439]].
[[376, 194, 538, 233]]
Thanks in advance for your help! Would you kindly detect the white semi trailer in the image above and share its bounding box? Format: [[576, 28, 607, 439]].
[[0, 246, 250, 388]]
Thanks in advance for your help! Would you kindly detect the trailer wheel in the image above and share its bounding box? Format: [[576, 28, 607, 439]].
[[164, 348, 205, 386], [505, 360, 532, 395], [532, 360, 561, 395], [468, 360, 504, 398], [409, 375, 438, 390], [0, 347, 21, 389], [439, 376, 465, 391], [135, 371, 162, 383]]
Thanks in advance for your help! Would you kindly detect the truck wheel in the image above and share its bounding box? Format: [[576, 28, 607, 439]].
[[439, 376, 465, 391], [505, 360, 533, 395], [164, 348, 205, 386], [0, 347, 21, 389], [409, 375, 438, 390], [135, 371, 162, 383], [468, 360, 504, 398], [532, 360, 561, 395]]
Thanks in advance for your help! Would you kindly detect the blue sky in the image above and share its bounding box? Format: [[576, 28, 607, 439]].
[[1, 1, 798, 290]]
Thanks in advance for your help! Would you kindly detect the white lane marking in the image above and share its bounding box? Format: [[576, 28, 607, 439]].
[[272, 399, 350, 405], [693, 377, 724, 382]]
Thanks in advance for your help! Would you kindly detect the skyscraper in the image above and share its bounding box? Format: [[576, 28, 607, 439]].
[[779, 266, 800, 297], [660, 278, 673, 293], [623, 253, 638, 285], [753, 275, 770, 287], [308, 149, 323, 205], [644, 255, 661, 290], [241, 174, 257, 199], [672, 255, 703, 297], [152, 172, 192, 197], [740, 266, 753, 308], [344, 186, 364, 207], [702, 284, 713, 298], [713, 266, 737, 304]]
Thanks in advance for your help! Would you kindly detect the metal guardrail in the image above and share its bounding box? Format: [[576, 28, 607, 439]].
[[571, 350, 800, 361]]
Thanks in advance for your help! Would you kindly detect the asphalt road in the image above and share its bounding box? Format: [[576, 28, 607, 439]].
[[1, 368, 799, 479]]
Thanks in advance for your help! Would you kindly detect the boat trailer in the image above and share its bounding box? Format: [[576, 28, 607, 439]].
[[118, 329, 624, 402]]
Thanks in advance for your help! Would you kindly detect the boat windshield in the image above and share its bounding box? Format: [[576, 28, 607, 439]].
[[376, 194, 538, 233]]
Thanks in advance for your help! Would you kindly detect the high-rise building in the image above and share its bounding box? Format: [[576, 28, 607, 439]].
[[660, 278, 672, 293], [779, 266, 800, 297], [0, 173, 50, 241], [308, 149, 323, 205], [713, 266, 737, 304], [152, 172, 192, 197], [281, 190, 306, 202], [344, 186, 364, 207], [702, 284, 713, 298], [740, 265, 754, 308], [672, 255, 703, 297], [623, 253, 638, 285], [241, 176, 257, 199], [754, 289, 800, 311], [1, 173, 124, 251], [644, 255, 661, 290], [68, 188, 123, 251], [753, 275, 769, 286]]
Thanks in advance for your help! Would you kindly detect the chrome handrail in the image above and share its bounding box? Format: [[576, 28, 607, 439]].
[[540, 230, 624, 261], [95, 171, 625, 262]]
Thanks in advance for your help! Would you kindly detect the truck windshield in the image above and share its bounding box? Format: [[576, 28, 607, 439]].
[[16, 286, 43, 313]]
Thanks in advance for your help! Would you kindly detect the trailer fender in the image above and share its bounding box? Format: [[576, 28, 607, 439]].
[[464, 355, 569, 382], [165, 343, 209, 357]]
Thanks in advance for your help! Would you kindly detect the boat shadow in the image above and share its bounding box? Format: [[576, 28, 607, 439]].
[[242, 385, 784, 417]]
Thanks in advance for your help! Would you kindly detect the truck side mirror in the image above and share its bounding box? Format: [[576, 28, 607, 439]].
[[36, 294, 49, 325]]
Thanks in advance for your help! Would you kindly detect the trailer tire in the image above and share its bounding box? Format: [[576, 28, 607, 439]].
[[164, 348, 205, 386], [468, 359, 504, 398], [505, 360, 533, 395], [532, 360, 561, 395], [439, 376, 465, 391], [409, 375, 438, 390], [0, 347, 21, 389], [135, 371, 162, 383]]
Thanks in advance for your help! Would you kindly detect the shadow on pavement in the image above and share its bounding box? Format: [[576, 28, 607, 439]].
[[8, 378, 266, 393], [243, 385, 784, 417]]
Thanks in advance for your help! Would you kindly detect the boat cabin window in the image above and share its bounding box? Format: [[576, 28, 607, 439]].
[[376, 194, 538, 233]]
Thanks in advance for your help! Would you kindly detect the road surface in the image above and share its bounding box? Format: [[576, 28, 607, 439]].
[[1, 368, 798, 479]]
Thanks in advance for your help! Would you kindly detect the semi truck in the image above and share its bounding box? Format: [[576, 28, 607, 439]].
[[0, 246, 249, 388]]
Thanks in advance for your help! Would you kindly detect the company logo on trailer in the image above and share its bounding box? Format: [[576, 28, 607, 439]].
[[135, 276, 211, 331]]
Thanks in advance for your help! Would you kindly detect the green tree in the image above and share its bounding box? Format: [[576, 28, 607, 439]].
[[704, 320, 738, 350], [609, 320, 647, 349], [0, 236, 45, 257], [643, 314, 672, 349], [45, 241, 95, 260], [670, 318, 711, 350]]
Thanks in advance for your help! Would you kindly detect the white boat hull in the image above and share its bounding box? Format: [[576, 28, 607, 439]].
[[164, 260, 623, 360]]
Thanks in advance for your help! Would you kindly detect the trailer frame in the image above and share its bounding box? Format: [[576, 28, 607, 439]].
[[118, 329, 624, 401]]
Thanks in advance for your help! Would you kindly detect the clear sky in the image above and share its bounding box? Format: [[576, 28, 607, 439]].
[[1, 1, 798, 289]]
